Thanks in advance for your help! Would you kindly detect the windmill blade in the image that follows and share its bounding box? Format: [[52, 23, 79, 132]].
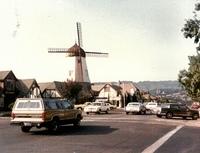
[[85, 51, 109, 57], [48, 48, 68, 53], [76, 22, 83, 47]]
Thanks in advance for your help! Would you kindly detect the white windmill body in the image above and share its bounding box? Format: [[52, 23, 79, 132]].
[[48, 22, 108, 83], [65, 43, 90, 82]]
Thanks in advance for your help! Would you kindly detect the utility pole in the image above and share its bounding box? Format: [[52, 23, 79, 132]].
[[122, 81, 126, 109]]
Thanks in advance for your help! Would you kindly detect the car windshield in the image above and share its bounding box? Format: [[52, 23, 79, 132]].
[[148, 103, 156, 105], [93, 103, 101, 106], [128, 103, 140, 106]]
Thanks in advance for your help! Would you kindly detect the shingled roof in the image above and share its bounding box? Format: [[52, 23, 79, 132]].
[[118, 81, 140, 94], [16, 79, 39, 97], [38, 81, 66, 97], [0, 70, 16, 81]]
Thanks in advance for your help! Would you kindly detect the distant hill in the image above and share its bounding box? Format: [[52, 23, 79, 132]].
[[135, 81, 182, 91]]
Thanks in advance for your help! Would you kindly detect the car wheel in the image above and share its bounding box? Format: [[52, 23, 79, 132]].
[[48, 119, 60, 132], [142, 110, 146, 115], [126, 112, 129, 115], [192, 114, 199, 120], [77, 107, 83, 111], [21, 126, 31, 133], [157, 114, 162, 118], [97, 110, 101, 114], [182, 116, 187, 120], [74, 115, 81, 128], [166, 112, 173, 119], [86, 112, 89, 115]]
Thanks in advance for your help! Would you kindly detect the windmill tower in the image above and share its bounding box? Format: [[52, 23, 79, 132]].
[[48, 22, 108, 83]]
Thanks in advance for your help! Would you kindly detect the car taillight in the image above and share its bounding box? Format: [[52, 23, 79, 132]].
[[11, 112, 15, 119], [41, 112, 46, 121]]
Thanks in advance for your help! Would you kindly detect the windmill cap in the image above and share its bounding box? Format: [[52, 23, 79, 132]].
[[67, 43, 86, 57]]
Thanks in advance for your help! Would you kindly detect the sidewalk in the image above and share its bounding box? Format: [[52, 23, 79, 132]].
[[0, 111, 11, 117]]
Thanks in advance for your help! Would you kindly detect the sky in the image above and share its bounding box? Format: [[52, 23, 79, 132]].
[[0, 0, 198, 83]]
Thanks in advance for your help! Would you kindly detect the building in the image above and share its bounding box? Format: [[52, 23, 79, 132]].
[[39, 81, 66, 98], [0, 71, 17, 110], [16, 79, 41, 98], [92, 81, 141, 107]]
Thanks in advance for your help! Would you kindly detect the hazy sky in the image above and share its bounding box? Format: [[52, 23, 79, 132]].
[[0, 0, 197, 82]]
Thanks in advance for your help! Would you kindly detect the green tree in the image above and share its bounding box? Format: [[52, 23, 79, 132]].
[[178, 54, 200, 100], [179, 2, 200, 100], [63, 81, 83, 102], [182, 2, 200, 51], [63, 81, 93, 104]]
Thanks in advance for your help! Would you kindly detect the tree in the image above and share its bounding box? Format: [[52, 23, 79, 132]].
[[63, 81, 93, 104], [178, 54, 200, 100], [179, 2, 200, 100], [182, 2, 200, 52], [63, 81, 83, 103]]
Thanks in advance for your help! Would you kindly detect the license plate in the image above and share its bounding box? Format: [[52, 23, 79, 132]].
[[24, 122, 31, 126]]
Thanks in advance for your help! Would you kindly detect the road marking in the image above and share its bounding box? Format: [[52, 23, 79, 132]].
[[141, 125, 184, 153]]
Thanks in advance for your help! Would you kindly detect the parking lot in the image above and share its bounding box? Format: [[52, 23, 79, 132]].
[[1, 109, 200, 153]]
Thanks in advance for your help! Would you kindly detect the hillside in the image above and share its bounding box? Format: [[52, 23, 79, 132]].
[[135, 80, 182, 91]]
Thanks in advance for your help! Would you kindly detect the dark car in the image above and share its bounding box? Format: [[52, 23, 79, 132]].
[[157, 103, 199, 120]]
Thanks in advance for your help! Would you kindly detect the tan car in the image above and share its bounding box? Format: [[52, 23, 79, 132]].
[[10, 98, 83, 133]]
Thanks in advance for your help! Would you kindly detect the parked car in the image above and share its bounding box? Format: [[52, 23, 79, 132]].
[[125, 102, 146, 115], [190, 102, 200, 116], [157, 103, 199, 120], [84, 102, 110, 114], [105, 102, 117, 110], [10, 98, 83, 133], [75, 102, 92, 110], [144, 102, 159, 114], [191, 102, 200, 109]]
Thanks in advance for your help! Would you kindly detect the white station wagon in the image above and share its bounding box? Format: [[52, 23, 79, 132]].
[[10, 98, 82, 133], [84, 102, 110, 114]]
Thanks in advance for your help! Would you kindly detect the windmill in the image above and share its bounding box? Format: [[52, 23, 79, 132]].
[[48, 22, 108, 83]]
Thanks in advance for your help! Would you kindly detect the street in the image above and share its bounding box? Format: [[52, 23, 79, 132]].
[[1, 110, 200, 153]]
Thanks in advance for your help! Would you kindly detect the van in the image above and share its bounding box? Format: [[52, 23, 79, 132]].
[[10, 98, 83, 133]]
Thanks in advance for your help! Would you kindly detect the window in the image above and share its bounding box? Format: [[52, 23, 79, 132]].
[[171, 105, 179, 109], [5, 79, 15, 92], [179, 105, 187, 110], [56, 101, 63, 109], [61, 100, 71, 109], [17, 101, 40, 108], [45, 101, 58, 109]]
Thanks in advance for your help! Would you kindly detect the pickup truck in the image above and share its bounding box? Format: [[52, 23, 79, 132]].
[[157, 103, 199, 120]]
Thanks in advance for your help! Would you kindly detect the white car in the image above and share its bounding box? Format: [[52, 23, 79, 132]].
[[84, 102, 110, 114], [75, 102, 91, 110], [105, 103, 117, 110], [145, 102, 159, 114], [125, 102, 146, 115]]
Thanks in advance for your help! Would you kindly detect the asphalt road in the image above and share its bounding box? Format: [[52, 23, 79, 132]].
[[1, 110, 200, 153]]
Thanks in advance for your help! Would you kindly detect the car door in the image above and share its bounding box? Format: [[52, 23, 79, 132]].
[[102, 103, 108, 111], [170, 104, 180, 116], [55, 100, 66, 121], [178, 105, 190, 116], [61, 100, 76, 120]]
